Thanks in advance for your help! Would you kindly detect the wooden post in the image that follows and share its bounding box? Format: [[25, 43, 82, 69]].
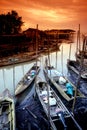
[[69, 42, 72, 60], [13, 62, 15, 96], [55, 32, 59, 69], [34, 24, 38, 98], [36, 24, 38, 68], [3, 69, 6, 89], [78, 24, 81, 51], [47, 83, 51, 130], [61, 45, 63, 75], [72, 34, 84, 113]]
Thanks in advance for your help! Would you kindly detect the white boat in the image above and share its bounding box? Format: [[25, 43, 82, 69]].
[[15, 64, 40, 96]]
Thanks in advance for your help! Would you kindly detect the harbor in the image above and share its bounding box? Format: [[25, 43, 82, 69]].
[[0, 42, 76, 95], [0, 0, 87, 129], [0, 39, 87, 129]]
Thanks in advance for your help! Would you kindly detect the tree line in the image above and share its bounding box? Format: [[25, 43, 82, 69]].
[[0, 10, 23, 35]]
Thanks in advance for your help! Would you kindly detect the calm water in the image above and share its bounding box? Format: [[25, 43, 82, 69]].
[[0, 42, 77, 95]]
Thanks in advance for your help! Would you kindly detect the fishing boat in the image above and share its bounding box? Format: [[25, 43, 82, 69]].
[[76, 35, 87, 66], [15, 64, 40, 96], [35, 68, 82, 130], [67, 59, 87, 79], [67, 26, 87, 80], [0, 88, 15, 130], [44, 66, 85, 102]]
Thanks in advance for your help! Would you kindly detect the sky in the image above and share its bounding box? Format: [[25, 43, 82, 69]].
[[0, 0, 87, 33]]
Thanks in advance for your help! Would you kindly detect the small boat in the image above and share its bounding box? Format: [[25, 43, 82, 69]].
[[44, 66, 85, 102], [15, 64, 40, 96], [67, 59, 87, 79], [35, 69, 82, 130], [0, 88, 15, 130]]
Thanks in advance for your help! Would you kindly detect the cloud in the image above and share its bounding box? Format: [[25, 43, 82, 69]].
[[0, 0, 87, 32]]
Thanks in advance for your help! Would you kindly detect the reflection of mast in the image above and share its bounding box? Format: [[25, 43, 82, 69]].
[[13, 62, 15, 96], [22, 64, 24, 76], [61, 45, 63, 75], [3, 68, 6, 89], [69, 41, 72, 60], [47, 36, 50, 67], [55, 32, 59, 69]]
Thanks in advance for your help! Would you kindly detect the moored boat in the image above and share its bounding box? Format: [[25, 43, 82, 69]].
[[67, 28, 87, 80], [67, 59, 87, 79], [35, 68, 82, 130], [44, 66, 85, 102], [15, 64, 40, 96], [0, 88, 15, 130], [76, 35, 87, 66]]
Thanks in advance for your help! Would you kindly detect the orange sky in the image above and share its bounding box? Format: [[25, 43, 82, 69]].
[[0, 0, 87, 33]]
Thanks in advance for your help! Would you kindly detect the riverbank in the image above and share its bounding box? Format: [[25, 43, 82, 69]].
[[0, 45, 60, 67]]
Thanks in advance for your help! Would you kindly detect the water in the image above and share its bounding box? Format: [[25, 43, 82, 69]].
[[0, 62, 35, 95], [0, 42, 78, 95]]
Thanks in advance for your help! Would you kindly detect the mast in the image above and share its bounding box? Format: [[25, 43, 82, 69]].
[[76, 30, 79, 54], [76, 24, 80, 59], [45, 37, 51, 127], [45, 57, 51, 129], [61, 45, 63, 75], [36, 24, 38, 68], [78, 24, 81, 52], [34, 24, 38, 98], [72, 25, 83, 113], [47, 83, 51, 128], [72, 49, 83, 112]]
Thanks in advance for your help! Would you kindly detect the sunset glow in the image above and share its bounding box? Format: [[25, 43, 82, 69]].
[[0, 0, 87, 32]]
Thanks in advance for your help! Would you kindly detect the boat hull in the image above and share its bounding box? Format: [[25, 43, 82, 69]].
[[44, 66, 85, 102], [67, 59, 87, 80], [0, 89, 15, 130], [15, 64, 40, 96], [35, 68, 82, 130]]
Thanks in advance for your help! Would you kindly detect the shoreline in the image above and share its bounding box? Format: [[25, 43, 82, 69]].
[[0, 46, 60, 67]]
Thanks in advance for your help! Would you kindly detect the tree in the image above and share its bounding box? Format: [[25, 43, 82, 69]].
[[0, 10, 23, 34]]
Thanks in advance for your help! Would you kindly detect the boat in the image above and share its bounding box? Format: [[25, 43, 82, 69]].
[[76, 35, 87, 66], [35, 68, 82, 130], [67, 59, 87, 79], [15, 64, 40, 96], [0, 88, 15, 130], [67, 27, 87, 80], [44, 66, 85, 102]]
